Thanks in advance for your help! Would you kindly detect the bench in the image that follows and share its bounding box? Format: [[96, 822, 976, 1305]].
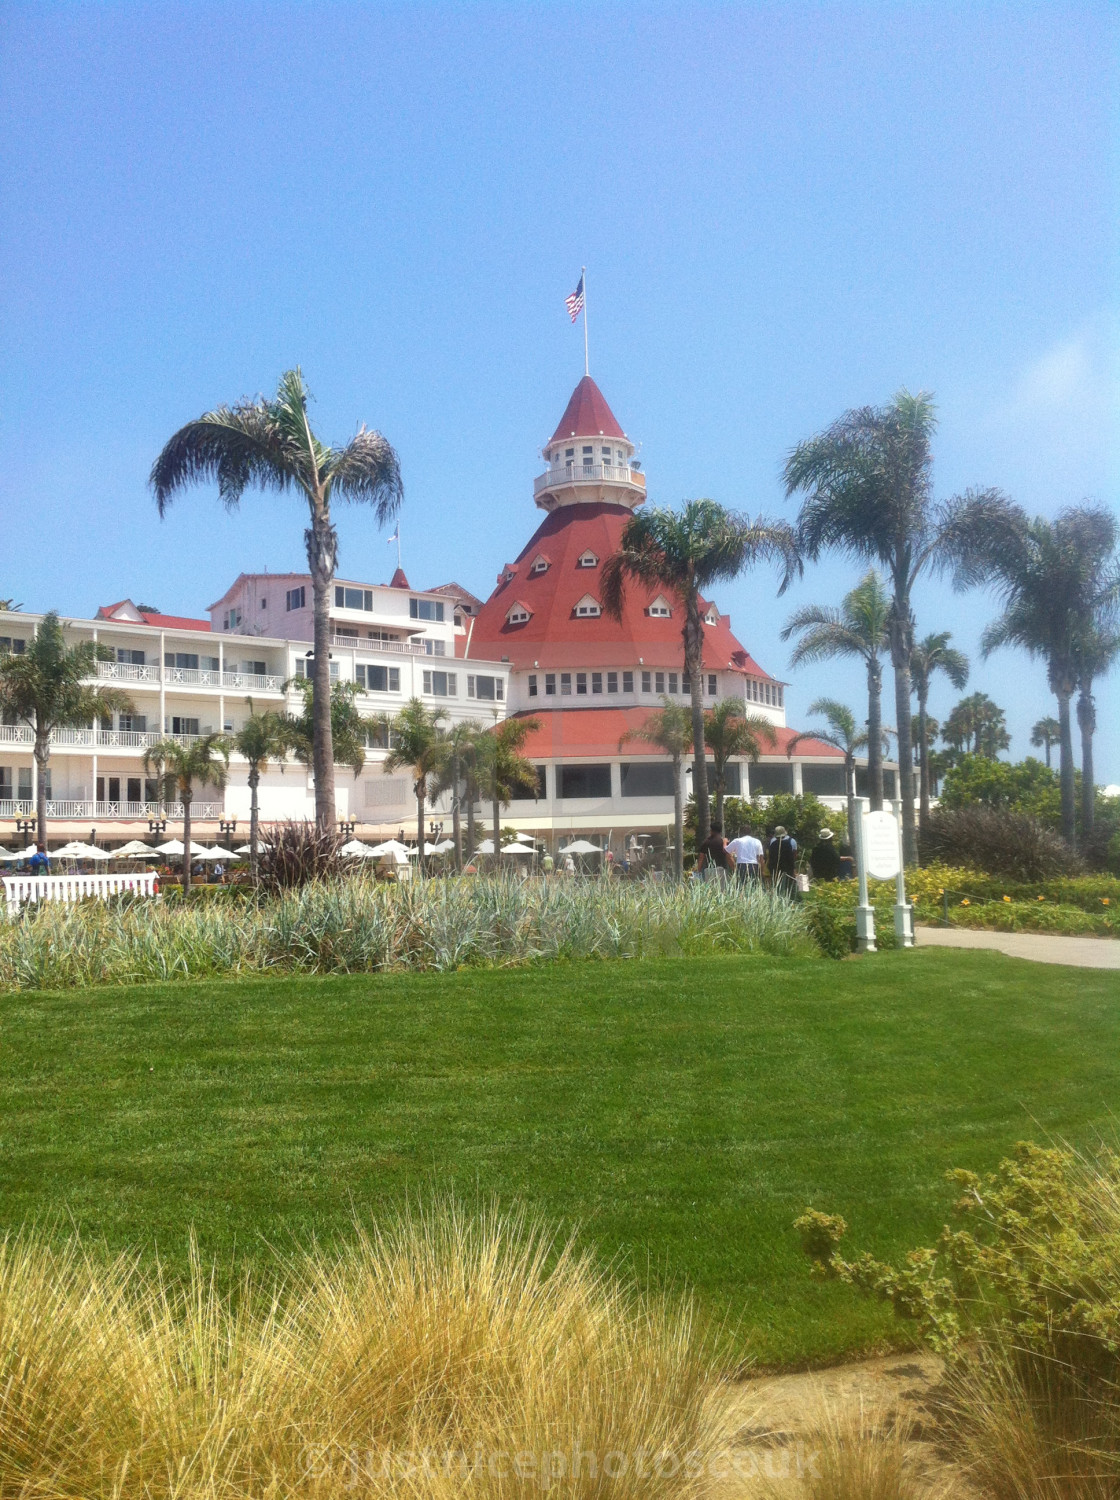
[[3, 872, 157, 917]]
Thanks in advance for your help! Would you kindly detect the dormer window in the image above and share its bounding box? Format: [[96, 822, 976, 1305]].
[[506, 601, 532, 626], [530, 555, 550, 575], [574, 594, 601, 618], [704, 606, 720, 625], [647, 595, 672, 618], [577, 551, 598, 569]]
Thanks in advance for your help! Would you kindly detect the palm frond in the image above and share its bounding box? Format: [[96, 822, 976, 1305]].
[[326, 428, 404, 523], [150, 402, 300, 515]]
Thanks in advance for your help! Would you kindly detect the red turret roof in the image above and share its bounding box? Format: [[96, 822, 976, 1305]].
[[511, 710, 842, 761], [466, 501, 776, 678], [389, 567, 411, 589], [547, 376, 626, 445]]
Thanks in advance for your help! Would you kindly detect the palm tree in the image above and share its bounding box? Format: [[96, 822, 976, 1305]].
[[1075, 623, 1120, 839], [619, 698, 693, 879], [150, 368, 402, 832], [477, 715, 541, 867], [1030, 716, 1062, 769], [786, 698, 881, 846], [285, 677, 377, 781], [0, 599, 21, 612], [384, 699, 449, 872], [601, 499, 797, 847], [783, 391, 995, 863], [702, 699, 776, 828], [780, 570, 891, 810], [909, 632, 969, 837], [945, 498, 1119, 845], [430, 719, 485, 873], [0, 612, 133, 843], [232, 700, 290, 882], [942, 692, 1009, 760], [143, 734, 230, 890]]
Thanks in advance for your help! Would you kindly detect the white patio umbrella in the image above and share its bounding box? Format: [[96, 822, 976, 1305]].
[[154, 839, 212, 857], [558, 840, 604, 856], [111, 840, 160, 858], [471, 838, 496, 856], [501, 842, 536, 855], [368, 839, 416, 860], [199, 846, 239, 861], [427, 838, 456, 854], [234, 842, 272, 855], [340, 839, 379, 858], [0, 845, 38, 861], [53, 841, 111, 860]]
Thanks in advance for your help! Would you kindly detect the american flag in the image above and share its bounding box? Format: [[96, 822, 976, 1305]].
[[565, 273, 585, 322]]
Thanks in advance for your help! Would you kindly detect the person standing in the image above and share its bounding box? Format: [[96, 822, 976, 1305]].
[[28, 842, 50, 875], [767, 825, 798, 899], [696, 820, 733, 881], [726, 827, 764, 884], [809, 827, 842, 882]]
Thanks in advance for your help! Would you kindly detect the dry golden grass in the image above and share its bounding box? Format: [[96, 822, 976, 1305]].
[[0, 1205, 726, 1498], [750, 1396, 927, 1500]]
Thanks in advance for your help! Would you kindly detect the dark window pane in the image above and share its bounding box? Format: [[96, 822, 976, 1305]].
[[802, 764, 847, 797], [749, 763, 794, 795], [559, 764, 612, 799], [620, 762, 676, 797]]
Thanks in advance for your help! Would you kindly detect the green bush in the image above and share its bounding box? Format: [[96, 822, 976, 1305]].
[[939, 753, 1061, 820], [796, 1143, 1120, 1490], [921, 804, 1081, 879]]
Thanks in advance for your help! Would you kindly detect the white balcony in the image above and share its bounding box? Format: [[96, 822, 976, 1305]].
[[93, 662, 284, 693], [0, 726, 204, 752], [0, 800, 226, 822], [0, 725, 33, 746], [533, 462, 647, 497], [328, 635, 425, 655]]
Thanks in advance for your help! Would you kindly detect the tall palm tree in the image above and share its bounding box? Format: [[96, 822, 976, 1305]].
[[1030, 716, 1062, 769], [143, 734, 230, 890], [476, 715, 541, 867], [909, 632, 969, 837], [619, 698, 693, 880], [702, 699, 776, 829], [150, 368, 402, 832], [783, 391, 994, 863], [430, 719, 485, 873], [1075, 623, 1120, 839], [601, 499, 797, 846], [0, 612, 133, 844], [786, 698, 881, 846], [384, 699, 448, 872], [780, 570, 891, 810], [945, 498, 1119, 845], [232, 700, 290, 882]]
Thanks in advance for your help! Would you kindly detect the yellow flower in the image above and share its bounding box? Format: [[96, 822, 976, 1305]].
[[1003, 895, 1011, 903], [1102, 897, 1111, 906], [1037, 895, 1045, 902], [961, 898, 970, 907]]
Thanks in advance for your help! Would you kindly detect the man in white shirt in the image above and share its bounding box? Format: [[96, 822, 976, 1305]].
[[726, 828, 764, 884]]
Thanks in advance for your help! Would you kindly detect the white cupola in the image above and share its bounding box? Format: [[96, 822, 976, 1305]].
[[532, 375, 647, 513]]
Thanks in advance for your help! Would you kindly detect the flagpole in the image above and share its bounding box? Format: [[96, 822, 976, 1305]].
[[582, 265, 589, 376]]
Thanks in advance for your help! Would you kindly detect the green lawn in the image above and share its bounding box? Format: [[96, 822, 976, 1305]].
[[2, 951, 1118, 1366]]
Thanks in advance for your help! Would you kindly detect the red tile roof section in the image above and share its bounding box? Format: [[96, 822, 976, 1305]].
[[511, 709, 842, 761], [140, 613, 212, 632], [466, 501, 776, 677], [547, 376, 626, 445], [389, 567, 411, 589]]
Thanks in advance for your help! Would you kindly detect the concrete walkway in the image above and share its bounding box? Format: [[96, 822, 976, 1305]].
[[915, 925, 1120, 970]]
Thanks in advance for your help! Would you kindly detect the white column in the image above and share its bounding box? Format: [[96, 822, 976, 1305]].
[[791, 760, 804, 795], [852, 796, 876, 953], [892, 796, 914, 948], [159, 631, 167, 734]]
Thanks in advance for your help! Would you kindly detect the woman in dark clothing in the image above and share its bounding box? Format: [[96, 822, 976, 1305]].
[[809, 827, 842, 882], [767, 825, 798, 899], [696, 820, 734, 879]]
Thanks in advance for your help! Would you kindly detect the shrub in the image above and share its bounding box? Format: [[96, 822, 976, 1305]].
[[939, 753, 1061, 822], [258, 820, 345, 889], [797, 1143, 1120, 1494], [0, 1204, 727, 1497], [921, 805, 1081, 880]]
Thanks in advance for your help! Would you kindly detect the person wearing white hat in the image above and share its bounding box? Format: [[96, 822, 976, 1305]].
[[809, 826, 842, 882]]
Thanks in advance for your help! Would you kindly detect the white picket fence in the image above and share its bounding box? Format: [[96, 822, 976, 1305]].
[[3, 872, 157, 918]]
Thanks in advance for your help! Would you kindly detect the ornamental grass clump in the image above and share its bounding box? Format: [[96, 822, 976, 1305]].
[[797, 1142, 1120, 1497], [0, 874, 814, 991], [0, 1204, 726, 1498]]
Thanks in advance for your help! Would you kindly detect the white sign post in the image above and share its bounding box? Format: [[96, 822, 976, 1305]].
[[851, 796, 877, 953], [891, 796, 914, 947]]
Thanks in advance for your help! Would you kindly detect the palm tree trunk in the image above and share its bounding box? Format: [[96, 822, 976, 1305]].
[[492, 777, 501, 873], [889, 613, 917, 864], [845, 755, 857, 853], [1044, 738, 1052, 769], [917, 690, 931, 841], [306, 512, 338, 833], [1057, 690, 1076, 846], [715, 770, 725, 832], [672, 756, 684, 881], [248, 766, 260, 884], [34, 732, 49, 848], [450, 748, 463, 874], [182, 789, 192, 891], [867, 657, 884, 811], [1077, 681, 1095, 839], [466, 771, 477, 867], [684, 603, 709, 842], [416, 782, 426, 877]]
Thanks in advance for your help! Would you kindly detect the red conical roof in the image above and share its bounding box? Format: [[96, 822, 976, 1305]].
[[548, 376, 626, 445]]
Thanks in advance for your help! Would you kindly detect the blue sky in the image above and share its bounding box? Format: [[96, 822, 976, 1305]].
[[2, 2, 1117, 775]]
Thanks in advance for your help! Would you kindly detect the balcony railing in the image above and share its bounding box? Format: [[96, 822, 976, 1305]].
[[0, 726, 205, 751], [94, 662, 284, 692], [533, 463, 646, 495], [0, 800, 225, 823], [0, 725, 33, 746], [328, 635, 425, 655]]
